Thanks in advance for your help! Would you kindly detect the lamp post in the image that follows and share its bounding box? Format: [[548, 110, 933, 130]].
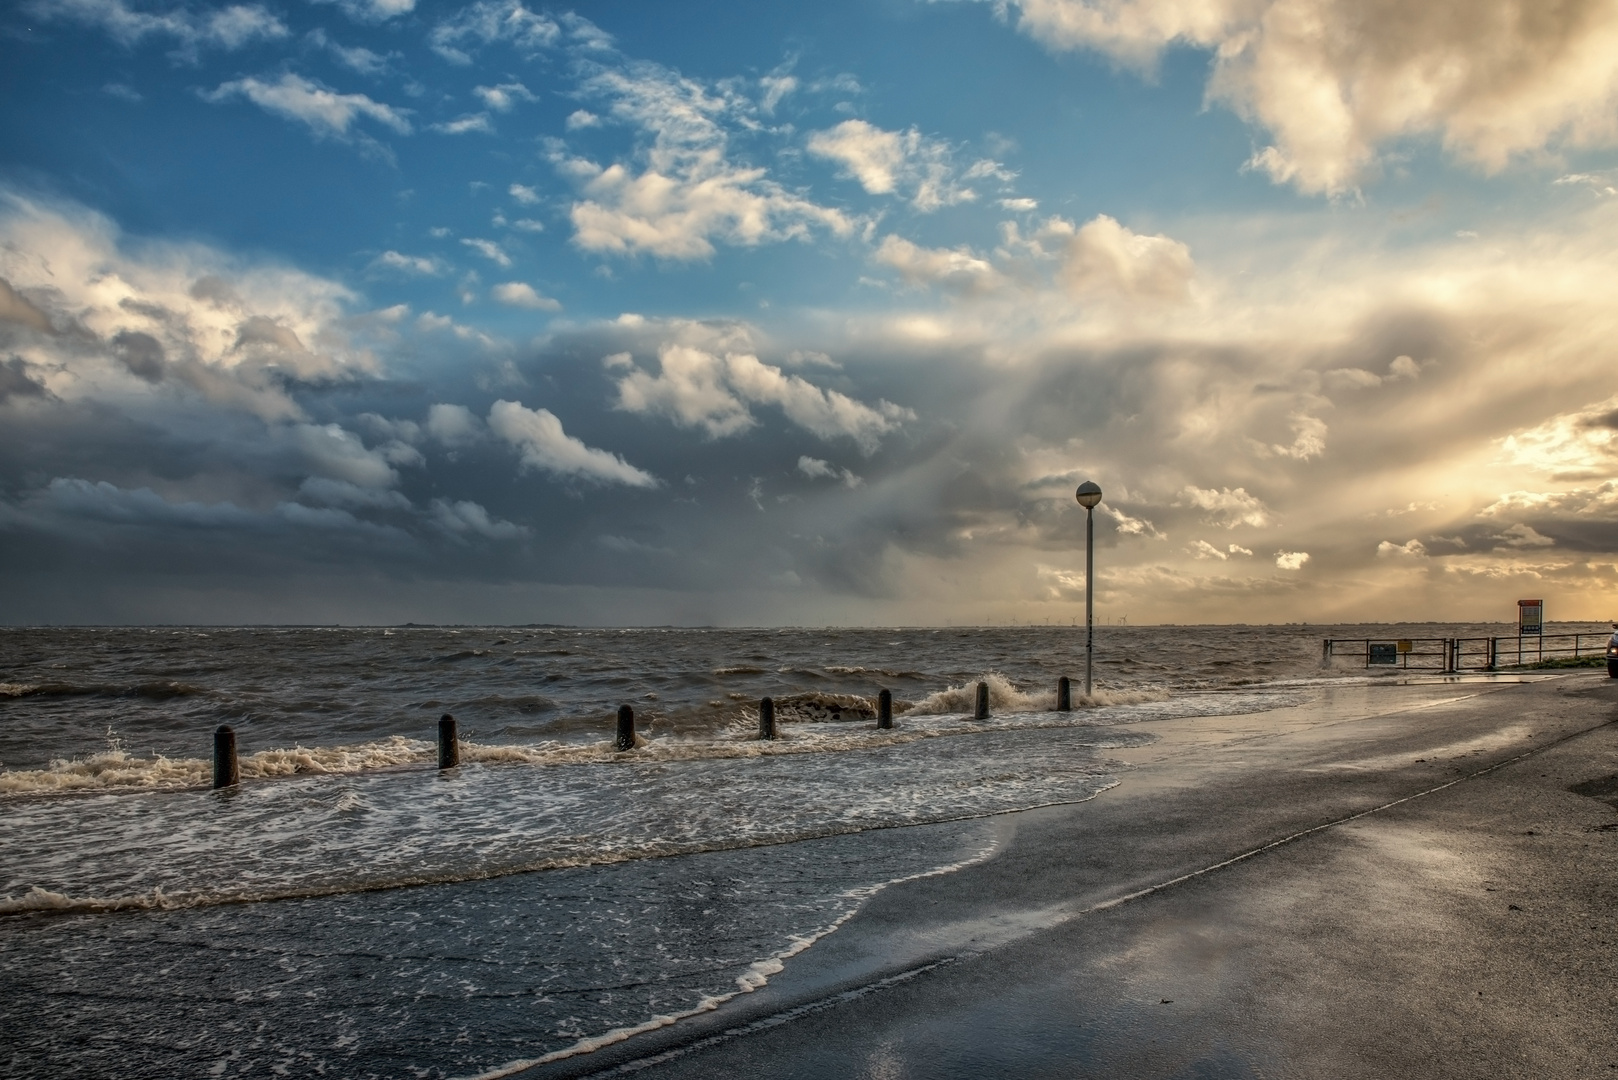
[[1075, 481, 1103, 698]]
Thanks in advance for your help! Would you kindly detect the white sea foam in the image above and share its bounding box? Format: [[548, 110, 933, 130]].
[[0, 680, 1283, 797], [0, 736, 437, 795], [908, 671, 1168, 714], [0, 721, 1131, 918]]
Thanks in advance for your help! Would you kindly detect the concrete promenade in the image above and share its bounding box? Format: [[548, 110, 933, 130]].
[[521, 673, 1618, 1079]]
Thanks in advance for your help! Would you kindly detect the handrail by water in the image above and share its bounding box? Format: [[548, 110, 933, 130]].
[[1320, 631, 1611, 672]]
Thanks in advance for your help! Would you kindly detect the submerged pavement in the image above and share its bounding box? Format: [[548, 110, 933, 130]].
[[521, 673, 1618, 1079]]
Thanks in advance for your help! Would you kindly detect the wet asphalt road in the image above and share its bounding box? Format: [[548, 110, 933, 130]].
[[521, 674, 1618, 1079]]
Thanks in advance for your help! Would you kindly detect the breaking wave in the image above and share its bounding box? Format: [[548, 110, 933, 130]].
[[908, 671, 1169, 714]]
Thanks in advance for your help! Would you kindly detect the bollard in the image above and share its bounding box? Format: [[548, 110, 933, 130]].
[[1321, 638, 1331, 667], [758, 697, 776, 741], [877, 689, 893, 729], [615, 704, 636, 751], [974, 681, 989, 720], [212, 725, 239, 790], [1487, 637, 1497, 672], [1056, 676, 1071, 712], [437, 714, 459, 769]]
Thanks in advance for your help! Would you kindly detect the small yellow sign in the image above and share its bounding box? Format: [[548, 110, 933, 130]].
[[1397, 640, 1413, 653]]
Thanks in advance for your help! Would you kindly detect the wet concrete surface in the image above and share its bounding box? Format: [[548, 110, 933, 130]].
[[519, 674, 1618, 1079]]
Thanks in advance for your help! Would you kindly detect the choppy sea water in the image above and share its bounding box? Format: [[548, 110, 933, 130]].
[[0, 622, 1600, 1077]]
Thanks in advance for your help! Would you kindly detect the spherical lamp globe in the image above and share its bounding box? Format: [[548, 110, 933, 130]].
[[1075, 481, 1103, 509]]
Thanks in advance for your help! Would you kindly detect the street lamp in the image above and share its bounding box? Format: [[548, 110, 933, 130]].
[[1075, 481, 1103, 698]]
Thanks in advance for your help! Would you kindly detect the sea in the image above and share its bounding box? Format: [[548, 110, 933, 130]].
[[0, 621, 1606, 1078]]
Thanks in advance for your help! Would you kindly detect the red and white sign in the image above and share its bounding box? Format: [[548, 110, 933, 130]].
[[1518, 598, 1543, 635]]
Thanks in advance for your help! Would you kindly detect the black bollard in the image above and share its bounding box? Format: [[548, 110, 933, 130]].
[[877, 689, 893, 729], [758, 697, 776, 741], [1056, 676, 1071, 712], [974, 680, 989, 720], [437, 714, 459, 769], [616, 704, 636, 751], [212, 725, 239, 790]]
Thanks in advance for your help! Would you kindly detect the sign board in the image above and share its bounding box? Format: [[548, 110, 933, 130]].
[[1369, 643, 1398, 665], [1397, 640, 1413, 653], [1518, 599, 1543, 636]]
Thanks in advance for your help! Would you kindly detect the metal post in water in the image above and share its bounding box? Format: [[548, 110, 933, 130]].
[[615, 704, 636, 751], [877, 689, 892, 729], [975, 680, 989, 720], [437, 714, 458, 769], [212, 725, 239, 790], [758, 697, 776, 741], [1321, 638, 1330, 667], [1487, 637, 1497, 671], [1076, 481, 1103, 698], [1056, 676, 1071, 712]]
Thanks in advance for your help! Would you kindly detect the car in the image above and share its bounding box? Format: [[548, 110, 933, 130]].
[[1608, 625, 1618, 678]]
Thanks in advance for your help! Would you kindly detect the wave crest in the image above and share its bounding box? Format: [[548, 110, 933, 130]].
[[908, 672, 1166, 714]]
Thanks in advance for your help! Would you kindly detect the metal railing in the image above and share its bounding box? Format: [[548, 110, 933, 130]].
[[1321, 632, 1614, 672]]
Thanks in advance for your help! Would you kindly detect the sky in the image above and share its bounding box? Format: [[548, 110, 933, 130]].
[[3, 0, 1618, 626]]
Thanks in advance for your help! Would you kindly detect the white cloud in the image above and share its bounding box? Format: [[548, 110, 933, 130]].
[[806, 120, 996, 211], [487, 399, 658, 487], [1377, 539, 1429, 558], [1325, 354, 1424, 391], [1060, 214, 1194, 302], [430, 498, 528, 539], [1493, 522, 1555, 548], [355, 413, 421, 444], [370, 250, 444, 275], [0, 191, 375, 422], [205, 74, 411, 139], [460, 238, 512, 267], [432, 113, 494, 135], [559, 61, 855, 259], [1109, 507, 1165, 539], [1265, 414, 1327, 461], [999, 197, 1039, 211], [1178, 486, 1272, 528], [509, 184, 542, 205], [492, 282, 561, 311], [1556, 171, 1618, 197], [425, 403, 482, 446], [565, 109, 602, 130], [1498, 393, 1618, 479], [290, 423, 408, 489], [1274, 550, 1310, 570], [38, 478, 403, 537], [613, 344, 912, 452], [1189, 539, 1228, 560], [1005, 0, 1618, 196], [429, 0, 560, 64], [474, 82, 536, 111], [873, 235, 1002, 294], [760, 74, 798, 114], [797, 455, 862, 487], [307, 29, 393, 76], [1480, 484, 1618, 521], [311, 0, 414, 22], [34, 0, 288, 53], [1228, 543, 1253, 557]]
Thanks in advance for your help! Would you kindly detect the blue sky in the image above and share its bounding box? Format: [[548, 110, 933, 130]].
[[4, 0, 1618, 625]]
